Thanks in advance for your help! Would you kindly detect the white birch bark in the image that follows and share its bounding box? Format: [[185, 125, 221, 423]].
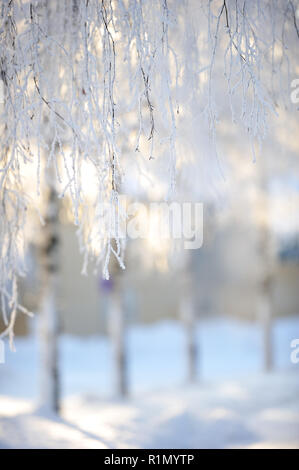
[[36, 0, 63, 413], [180, 292, 197, 383], [180, 253, 198, 383], [107, 286, 127, 397], [256, 160, 274, 373], [38, 180, 60, 413]]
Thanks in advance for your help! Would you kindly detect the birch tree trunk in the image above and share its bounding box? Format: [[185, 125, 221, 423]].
[[180, 292, 197, 382], [257, 229, 273, 373], [36, 0, 62, 413], [180, 253, 198, 383], [258, 283, 273, 372], [107, 283, 128, 397], [38, 174, 60, 413], [257, 161, 274, 373]]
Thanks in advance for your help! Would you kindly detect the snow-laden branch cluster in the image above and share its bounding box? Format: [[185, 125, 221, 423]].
[[0, 0, 297, 340]]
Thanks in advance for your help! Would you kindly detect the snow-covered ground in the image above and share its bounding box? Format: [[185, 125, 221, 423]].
[[0, 316, 299, 448]]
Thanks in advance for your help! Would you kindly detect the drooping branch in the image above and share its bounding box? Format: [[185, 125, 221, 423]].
[[0, 0, 297, 340]]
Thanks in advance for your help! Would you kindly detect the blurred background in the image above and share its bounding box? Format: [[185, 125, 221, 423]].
[[0, 0, 299, 449]]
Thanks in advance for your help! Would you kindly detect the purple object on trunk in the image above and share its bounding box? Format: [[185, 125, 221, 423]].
[[100, 278, 114, 293]]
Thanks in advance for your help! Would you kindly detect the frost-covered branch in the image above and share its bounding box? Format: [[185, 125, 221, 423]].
[[0, 0, 297, 339]]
